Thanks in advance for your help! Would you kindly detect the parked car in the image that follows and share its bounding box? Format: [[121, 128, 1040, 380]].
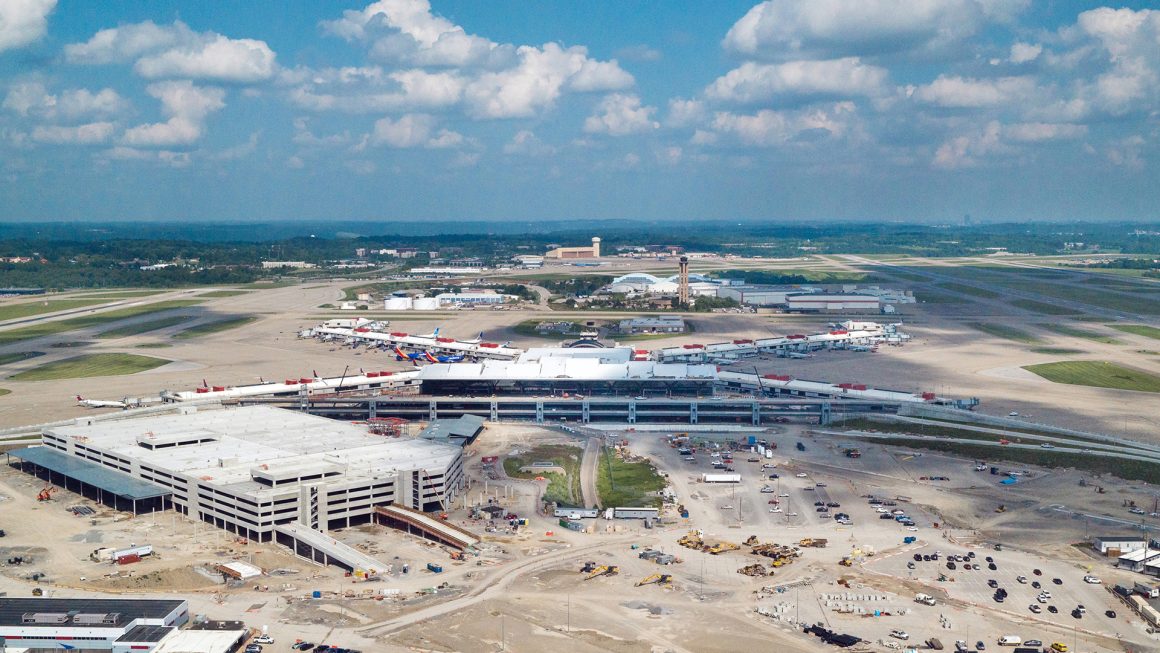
[[889, 629, 910, 641], [253, 635, 274, 644]]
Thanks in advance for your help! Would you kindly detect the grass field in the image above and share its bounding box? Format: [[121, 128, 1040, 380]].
[[0, 388, 9, 397], [1110, 324, 1160, 340], [1023, 361, 1160, 393], [1035, 323, 1119, 343], [0, 300, 203, 344], [1010, 299, 1081, 315], [76, 290, 164, 299], [967, 322, 1041, 344], [0, 351, 45, 365], [916, 291, 962, 304], [134, 343, 173, 348], [503, 444, 583, 506], [1005, 280, 1160, 314], [198, 290, 250, 298], [172, 316, 257, 339], [10, 353, 169, 381], [0, 299, 113, 322], [1030, 347, 1085, 355], [96, 315, 195, 338], [597, 448, 665, 508], [937, 282, 999, 299]]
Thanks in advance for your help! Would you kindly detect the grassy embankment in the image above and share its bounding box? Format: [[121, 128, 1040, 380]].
[[96, 315, 195, 338], [503, 444, 583, 506], [11, 353, 169, 381], [1110, 324, 1160, 340], [1023, 361, 1160, 393]]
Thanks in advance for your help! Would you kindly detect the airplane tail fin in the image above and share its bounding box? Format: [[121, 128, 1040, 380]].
[[202, 379, 208, 388], [76, 395, 83, 402], [313, 369, 319, 379]]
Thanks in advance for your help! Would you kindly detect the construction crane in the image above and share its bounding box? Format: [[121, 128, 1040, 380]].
[[585, 565, 619, 580], [636, 573, 672, 587]]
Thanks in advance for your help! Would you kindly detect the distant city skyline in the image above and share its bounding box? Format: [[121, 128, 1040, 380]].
[[0, 1, 1157, 222]]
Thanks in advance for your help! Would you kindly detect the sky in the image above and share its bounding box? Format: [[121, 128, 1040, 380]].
[[0, 0, 1158, 223]]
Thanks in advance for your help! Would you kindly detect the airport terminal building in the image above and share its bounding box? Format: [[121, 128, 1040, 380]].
[[13, 406, 465, 541]]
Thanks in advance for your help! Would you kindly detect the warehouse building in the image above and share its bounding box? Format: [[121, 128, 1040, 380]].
[[14, 406, 465, 541], [546, 237, 601, 259], [785, 293, 882, 313], [716, 285, 807, 306], [619, 315, 686, 334]]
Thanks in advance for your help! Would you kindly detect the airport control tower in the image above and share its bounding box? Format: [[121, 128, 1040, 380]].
[[678, 256, 689, 305]]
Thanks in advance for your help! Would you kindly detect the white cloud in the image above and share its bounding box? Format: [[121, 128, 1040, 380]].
[[66, 20, 277, 83], [345, 159, 377, 175], [1074, 8, 1160, 115], [1004, 122, 1085, 142], [3, 82, 129, 119], [369, 113, 463, 148], [135, 35, 276, 83], [723, 0, 1024, 58], [503, 129, 555, 156], [121, 81, 225, 147], [1009, 42, 1041, 64], [583, 93, 658, 136], [711, 102, 857, 146], [666, 98, 706, 128], [31, 121, 115, 144], [0, 0, 56, 53], [316, 2, 633, 120], [615, 44, 662, 62], [914, 75, 1036, 108], [706, 58, 887, 103]]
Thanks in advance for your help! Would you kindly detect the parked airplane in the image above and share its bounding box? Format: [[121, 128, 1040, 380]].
[[76, 395, 127, 409], [394, 346, 425, 361], [415, 327, 441, 339], [849, 345, 874, 352], [424, 350, 465, 363], [786, 352, 812, 359], [460, 332, 484, 344]]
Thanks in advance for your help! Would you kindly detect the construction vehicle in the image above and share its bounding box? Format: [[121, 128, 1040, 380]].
[[843, 448, 861, 458], [799, 538, 828, 548], [585, 565, 619, 580], [838, 557, 853, 567], [580, 561, 597, 573], [737, 564, 768, 577], [636, 573, 672, 587], [707, 541, 740, 555], [678, 530, 704, 550], [36, 485, 56, 502], [995, 504, 1006, 513], [744, 535, 759, 546]]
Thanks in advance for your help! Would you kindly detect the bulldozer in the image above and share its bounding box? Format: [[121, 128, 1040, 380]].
[[678, 530, 704, 550], [636, 573, 672, 587], [838, 557, 853, 567], [744, 535, 760, 546], [585, 565, 619, 581]]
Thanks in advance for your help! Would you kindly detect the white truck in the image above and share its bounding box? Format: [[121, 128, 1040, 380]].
[[1136, 581, 1160, 598], [914, 593, 936, 606]]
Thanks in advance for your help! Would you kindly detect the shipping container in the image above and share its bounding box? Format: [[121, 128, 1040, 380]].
[[427, 563, 443, 573], [700, 473, 741, 483]]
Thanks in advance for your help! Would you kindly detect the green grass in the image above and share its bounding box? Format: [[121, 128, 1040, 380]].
[[96, 315, 195, 338], [597, 448, 666, 509], [1035, 323, 1119, 343], [198, 290, 250, 298], [1010, 299, 1081, 316], [503, 444, 583, 506], [1110, 324, 1160, 340], [134, 343, 173, 349], [172, 316, 257, 339], [967, 322, 1041, 344], [869, 436, 1160, 484], [937, 282, 999, 299], [0, 299, 113, 322], [1004, 280, 1160, 315], [0, 388, 9, 397], [1031, 347, 1086, 355], [1023, 361, 1160, 393], [10, 353, 169, 381], [0, 351, 45, 365], [0, 300, 203, 344], [75, 290, 164, 299]]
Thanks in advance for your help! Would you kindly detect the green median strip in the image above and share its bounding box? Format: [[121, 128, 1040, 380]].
[[10, 353, 169, 381], [0, 300, 203, 345], [1023, 360, 1160, 393], [0, 299, 113, 321], [1110, 324, 1160, 340], [96, 315, 195, 338], [967, 322, 1041, 344]]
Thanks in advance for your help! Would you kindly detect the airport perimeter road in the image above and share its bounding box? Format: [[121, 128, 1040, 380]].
[[581, 436, 601, 508], [886, 415, 1160, 455]]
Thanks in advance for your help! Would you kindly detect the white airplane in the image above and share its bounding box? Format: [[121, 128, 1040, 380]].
[[415, 327, 441, 339], [76, 395, 127, 409], [459, 331, 484, 344], [787, 352, 812, 359]]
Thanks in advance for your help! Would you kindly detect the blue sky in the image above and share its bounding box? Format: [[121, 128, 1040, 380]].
[[0, 1, 1157, 222]]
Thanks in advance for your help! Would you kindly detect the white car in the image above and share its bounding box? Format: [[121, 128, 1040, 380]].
[[889, 629, 910, 641], [779, 493, 790, 498], [906, 526, 919, 531], [1028, 604, 1041, 614], [795, 472, 808, 478], [787, 511, 798, 516], [1037, 595, 1048, 603], [1083, 575, 1101, 584], [1040, 590, 1052, 599], [1040, 443, 1055, 449], [769, 507, 782, 513], [876, 507, 888, 513], [253, 635, 274, 644]]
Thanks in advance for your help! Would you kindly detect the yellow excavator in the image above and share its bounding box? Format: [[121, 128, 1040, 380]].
[[636, 573, 672, 587], [585, 565, 620, 580]]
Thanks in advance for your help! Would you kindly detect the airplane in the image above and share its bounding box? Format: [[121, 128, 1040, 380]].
[[460, 332, 484, 344], [415, 327, 441, 339], [849, 345, 874, 353], [786, 352, 812, 359], [424, 351, 465, 363], [76, 395, 127, 409], [394, 346, 425, 361]]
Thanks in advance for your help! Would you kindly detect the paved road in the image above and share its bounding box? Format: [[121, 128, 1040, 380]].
[[580, 436, 601, 508]]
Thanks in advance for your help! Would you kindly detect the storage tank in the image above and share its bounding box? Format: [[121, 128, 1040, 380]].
[[384, 297, 412, 310], [412, 297, 439, 311]]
